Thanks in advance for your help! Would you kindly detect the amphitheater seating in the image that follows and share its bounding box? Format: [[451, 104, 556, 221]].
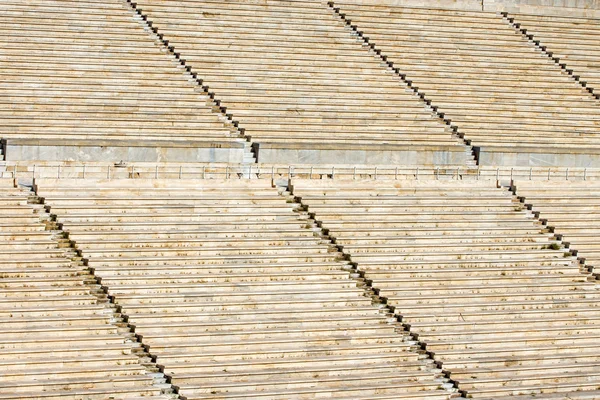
[[0, 179, 168, 399], [333, 2, 600, 167], [509, 13, 600, 95], [514, 180, 600, 275], [292, 179, 600, 398], [36, 178, 455, 399], [130, 0, 473, 165], [0, 0, 247, 162]]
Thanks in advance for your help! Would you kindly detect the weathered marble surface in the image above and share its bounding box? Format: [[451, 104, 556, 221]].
[[6, 142, 245, 163], [292, 178, 600, 398], [257, 143, 471, 165], [514, 180, 600, 275], [335, 1, 600, 165], [340, 0, 600, 15], [477, 146, 600, 167], [33, 178, 452, 399], [485, 0, 600, 16], [0, 181, 164, 398]]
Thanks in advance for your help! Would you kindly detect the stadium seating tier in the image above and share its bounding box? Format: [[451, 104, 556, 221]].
[[131, 0, 473, 165], [35, 179, 456, 399], [0, 179, 171, 399], [292, 178, 600, 398], [0, 0, 249, 162], [332, 1, 600, 167]]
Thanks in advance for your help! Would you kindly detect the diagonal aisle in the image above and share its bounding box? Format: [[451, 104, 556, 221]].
[[292, 178, 600, 399], [513, 180, 600, 275], [0, 179, 171, 399], [0, 0, 246, 162], [332, 2, 600, 167], [130, 0, 472, 165], [508, 13, 600, 97], [36, 178, 455, 400]]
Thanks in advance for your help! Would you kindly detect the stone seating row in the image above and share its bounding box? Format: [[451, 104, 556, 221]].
[[291, 179, 600, 399], [513, 181, 600, 276], [35, 179, 455, 399], [0, 179, 170, 399], [509, 13, 600, 95], [8, 161, 600, 184], [0, 0, 248, 163], [131, 0, 473, 165], [333, 1, 600, 167]]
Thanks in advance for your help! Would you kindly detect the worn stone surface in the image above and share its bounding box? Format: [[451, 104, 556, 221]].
[[514, 180, 600, 274], [335, 1, 600, 166], [0, 180, 167, 399], [6, 142, 245, 163], [477, 146, 600, 167], [133, 0, 472, 165], [486, 0, 600, 16], [257, 142, 471, 165], [510, 12, 600, 92], [35, 178, 453, 399], [293, 178, 600, 399], [338, 0, 600, 16], [0, 0, 244, 162]]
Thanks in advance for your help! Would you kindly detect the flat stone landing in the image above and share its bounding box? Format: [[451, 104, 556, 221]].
[[255, 142, 473, 165], [476, 146, 600, 168], [4, 139, 246, 163]]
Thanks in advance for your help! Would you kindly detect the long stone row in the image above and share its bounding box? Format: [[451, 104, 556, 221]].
[[35, 178, 454, 400], [130, 0, 472, 165], [509, 12, 600, 95], [0, 0, 247, 162], [291, 179, 600, 399], [0, 179, 170, 399], [332, 1, 600, 167], [514, 180, 600, 275]]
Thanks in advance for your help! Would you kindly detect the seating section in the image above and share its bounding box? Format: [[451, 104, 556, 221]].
[[130, 0, 473, 165], [6, 0, 600, 395], [333, 2, 600, 166], [510, 13, 600, 95], [292, 179, 600, 398], [0, 179, 168, 399], [0, 0, 247, 162], [514, 180, 600, 275], [36, 179, 454, 399]]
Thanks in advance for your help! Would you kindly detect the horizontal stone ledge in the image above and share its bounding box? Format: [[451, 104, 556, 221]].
[[475, 146, 600, 168], [256, 143, 471, 164], [5, 138, 244, 149], [257, 141, 467, 151], [5, 140, 247, 163]]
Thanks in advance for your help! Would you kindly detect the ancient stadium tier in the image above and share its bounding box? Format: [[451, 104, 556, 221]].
[[2, 0, 600, 399]]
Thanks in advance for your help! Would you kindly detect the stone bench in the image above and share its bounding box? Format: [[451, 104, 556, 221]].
[[74, 237, 325, 250], [510, 13, 600, 92], [35, 177, 454, 398], [133, 0, 472, 165], [0, 182, 163, 398], [292, 178, 600, 397], [0, 0, 245, 163], [514, 180, 600, 273], [334, 1, 600, 166]]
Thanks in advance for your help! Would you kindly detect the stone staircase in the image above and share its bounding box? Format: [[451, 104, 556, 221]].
[[330, 3, 478, 167], [291, 178, 600, 398], [331, 1, 600, 167], [130, 0, 473, 166], [513, 180, 600, 276], [0, 179, 174, 399], [0, 0, 247, 162], [3, 0, 600, 397], [506, 12, 600, 99], [34, 178, 456, 399]]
